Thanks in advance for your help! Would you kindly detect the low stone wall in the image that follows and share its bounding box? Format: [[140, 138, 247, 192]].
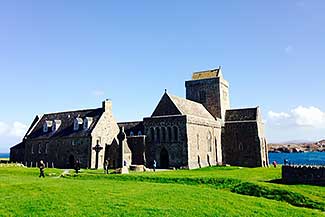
[[282, 165, 325, 185]]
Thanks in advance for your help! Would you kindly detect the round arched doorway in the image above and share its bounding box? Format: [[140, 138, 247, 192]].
[[160, 148, 169, 169]]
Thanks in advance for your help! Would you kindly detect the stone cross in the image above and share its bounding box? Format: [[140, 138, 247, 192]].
[[93, 143, 103, 169]]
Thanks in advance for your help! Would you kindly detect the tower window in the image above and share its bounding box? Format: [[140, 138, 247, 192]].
[[197, 134, 200, 150], [199, 91, 206, 103], [223, 91, 228, 100]]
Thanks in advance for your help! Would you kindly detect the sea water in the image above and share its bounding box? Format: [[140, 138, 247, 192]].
[[269, 152, 325, 166]]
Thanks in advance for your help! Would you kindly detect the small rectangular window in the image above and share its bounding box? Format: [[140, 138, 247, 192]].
[[199, 91, 206, 103]]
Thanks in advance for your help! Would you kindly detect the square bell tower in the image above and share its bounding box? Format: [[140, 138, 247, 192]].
[[185, 67, 230, 121]]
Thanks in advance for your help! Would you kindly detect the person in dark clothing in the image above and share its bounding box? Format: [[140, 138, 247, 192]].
[[74, 160, 80, 174], [104, 160, 109, 174], [39, 160, 45, 178], [272, 161, 277, 168], [153, 160, 157, 172]]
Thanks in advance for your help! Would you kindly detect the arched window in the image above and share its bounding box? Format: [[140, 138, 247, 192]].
[[150, 128, 155, 142], [197, 134, 200, 150], [173, 126, 178, 142], [38, 144, 42, 154], [162, 127, 166, 142], [156, 128, 160, 143], [215, 137, 218, 152], [207, 131, 212, 152], [45, 143, 48, 154], [130, 131, 134, 136], [239, 142, 243, 151], [31, 144, 34, 154], [198, 155, 201, 168], [167, 127, 172, 142], [138, 131, 142, 136]]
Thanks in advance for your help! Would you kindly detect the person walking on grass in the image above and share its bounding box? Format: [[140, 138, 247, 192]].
[[74, 160, 80, 174], [104, 159, 109, 174], [39, 160, 45, 178], [272, 161, 277, 168], [153, 160, 157, 172]]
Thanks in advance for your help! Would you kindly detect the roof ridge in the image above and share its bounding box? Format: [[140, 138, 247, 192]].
[[167, 93, 206, 107], [43, 107, 101, 116]]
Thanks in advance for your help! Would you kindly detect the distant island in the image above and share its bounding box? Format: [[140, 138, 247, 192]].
[[268, 140, 325, 153]]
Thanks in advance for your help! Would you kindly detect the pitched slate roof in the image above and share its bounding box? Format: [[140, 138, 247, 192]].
[[10, 141, 25, 150], [152, 93, 215, 120], [26, 108, 103, 140], [225, 108, 258, 122]]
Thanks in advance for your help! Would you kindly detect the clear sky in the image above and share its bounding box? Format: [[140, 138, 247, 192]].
[[1, 1, 325, 152]]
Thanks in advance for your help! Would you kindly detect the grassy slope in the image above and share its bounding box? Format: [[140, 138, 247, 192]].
[[0, 167, 324, 217]]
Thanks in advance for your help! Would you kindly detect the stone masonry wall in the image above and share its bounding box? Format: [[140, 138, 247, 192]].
[[186, 116, 221, 169], [185, 77, 230, 120], [127, 136, 146, 165], [143, 115, 188, 169], [222, 122, 265, 167], [91, 100, 119, 169], [24, 137, 91, 168], [282, 165, 325, 185], [186, 78, 222, 119]]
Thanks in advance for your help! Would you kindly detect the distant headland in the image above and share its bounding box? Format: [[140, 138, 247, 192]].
[[268, 140, 325, 153]]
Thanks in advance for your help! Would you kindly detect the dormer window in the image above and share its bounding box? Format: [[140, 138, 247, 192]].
[[83, 117, 93, 130], [43, 123, 48, 133], [74, 118, 83, 131], [43, 121, 52, 133], [52, 120, 61, 132]]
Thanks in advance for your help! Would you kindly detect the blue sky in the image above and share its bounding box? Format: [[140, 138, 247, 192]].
[[1, 1, 325, 152]]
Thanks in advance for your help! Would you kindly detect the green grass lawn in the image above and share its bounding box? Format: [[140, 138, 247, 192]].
[[0, 166, 324, 217]]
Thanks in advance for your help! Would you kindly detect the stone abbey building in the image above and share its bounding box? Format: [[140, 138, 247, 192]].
[[10, 67, 269, 169]]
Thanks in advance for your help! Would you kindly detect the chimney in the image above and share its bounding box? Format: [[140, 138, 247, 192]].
[[102, 99, 112, 112]]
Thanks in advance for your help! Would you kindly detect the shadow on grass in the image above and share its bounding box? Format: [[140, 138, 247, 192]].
[[231, 182, 325, 211], [267, 179, 325, 187]]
